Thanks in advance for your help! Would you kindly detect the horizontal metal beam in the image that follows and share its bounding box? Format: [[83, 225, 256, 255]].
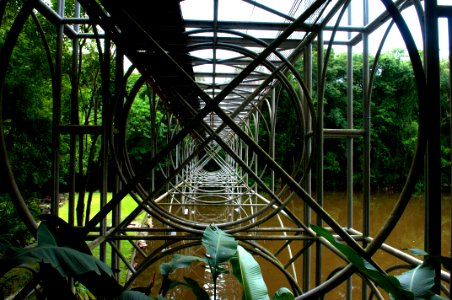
[[185, 20, 363, 33], [59, 125, 103, 135], [437, 5, 452, 17], [323, 128, 366, 138], [188, 36, 302, 49]]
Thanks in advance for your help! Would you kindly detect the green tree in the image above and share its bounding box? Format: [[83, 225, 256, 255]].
[[368, 50, 418, 190], [0, 2, 60, 244], [305, 49, 421, 191]]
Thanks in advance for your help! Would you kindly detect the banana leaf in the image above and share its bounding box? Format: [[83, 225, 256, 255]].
[[396, 263, 434, 298], [395, 262, 447, 300], [3, 244, 121, 296], [311, 225, 414, 300], [38, 214, 92, 254], [159, 254, 205, 295], [272, 287, 295, 300], [37, 222, 58, 246], [4, 244, 113, 278], [230, 245, 269, 300], [160, 254, 205, 276], [0, 222, 122, 298], [201, 224, 238, 279]]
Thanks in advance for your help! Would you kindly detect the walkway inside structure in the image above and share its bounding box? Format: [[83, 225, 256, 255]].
[[1, 0, 452, 299]]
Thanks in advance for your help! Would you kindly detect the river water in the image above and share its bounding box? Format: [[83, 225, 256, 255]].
[[134, 192, 451, 299], [260, 192, 451, 299]]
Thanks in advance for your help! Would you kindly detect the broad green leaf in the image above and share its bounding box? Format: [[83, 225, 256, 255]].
[[159, 254, 204, 296], [201, 224, 238, 278], [311, 225, 414, 300], [395, 261, 447, 299], [396, 263, 434, 297], [37, 223, 58, 246], [160, 254, 205, 276], [202, 225, 238, 263], [119, 290, 151, 300], [15, 245, 113, 278], [1, 243, 121, 298], [230, 245, 269, 300], [38, 215, 92, 255], [272, 287, 295, 300], [183, 277, 210, 300]]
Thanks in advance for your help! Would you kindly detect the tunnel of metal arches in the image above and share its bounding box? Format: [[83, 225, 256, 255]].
[[1, 0, 452, 298]]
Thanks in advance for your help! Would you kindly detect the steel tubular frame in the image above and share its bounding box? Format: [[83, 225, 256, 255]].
[[0, 0, 451, 298]]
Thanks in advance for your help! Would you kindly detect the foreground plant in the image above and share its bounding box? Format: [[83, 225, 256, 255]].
[[159, 224, 295, 300], [0, 215, 149, 300], [312, 225, 447, 300]]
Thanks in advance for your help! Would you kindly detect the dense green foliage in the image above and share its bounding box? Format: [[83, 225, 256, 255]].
[[321, 50, 422, 191], [263, 49, 450, 192], [0, 2, 169, 243]]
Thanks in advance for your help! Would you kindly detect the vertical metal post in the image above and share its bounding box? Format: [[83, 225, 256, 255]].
[[112, 47, 124, 280], [271, 88, 276, 192], [424, 0, 442, 293], [68, 1, 80, 227], [151, 89, 157, 193], [448, 16, 452, 300], [52, 0, 65, 216], [346, 2, 354, 231], [254, 111, 259, 196], [100, 36, 111, 262], [315, 30, 324, 290], [244, 121, 249, 216], [303, 43, 312, 293], [346, 3, 354, 299], [362, 0, 371, 297], [166, 114, 171, 195], [362, 0, 370, 239]]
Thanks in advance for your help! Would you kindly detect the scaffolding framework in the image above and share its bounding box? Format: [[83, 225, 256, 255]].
[[1, 0, 451, 298]]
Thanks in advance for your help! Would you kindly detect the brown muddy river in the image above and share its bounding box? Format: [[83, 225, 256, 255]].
[[133, 192, 451, 299]]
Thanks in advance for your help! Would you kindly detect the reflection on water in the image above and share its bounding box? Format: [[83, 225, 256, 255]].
[[133, 192, 451, 299], [167, 264, 243, 300]]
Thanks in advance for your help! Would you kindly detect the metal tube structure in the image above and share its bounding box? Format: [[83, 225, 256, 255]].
[[51, 0, 64, 216], [302, 42, 312, 294], [0, 0, 450, 298], [362, 0, 371, 297], [346, 4, 354, 298], [315, 29, 324, 290], [424, 0, 442, 293], [449, 16, 452, 300]]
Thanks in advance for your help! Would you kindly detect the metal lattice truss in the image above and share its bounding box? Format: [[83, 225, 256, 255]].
[[1, 0, 451, 298]]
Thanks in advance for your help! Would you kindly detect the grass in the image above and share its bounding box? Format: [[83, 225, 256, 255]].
[[58, 192, 142, 226], [58, 192, 147, 285]]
